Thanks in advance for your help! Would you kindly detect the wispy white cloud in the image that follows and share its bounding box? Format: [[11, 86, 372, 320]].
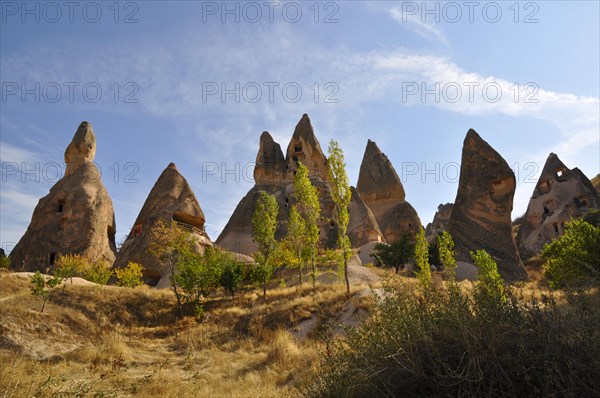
[[388, 6, 449, 47], [1, 21, 597, 237]]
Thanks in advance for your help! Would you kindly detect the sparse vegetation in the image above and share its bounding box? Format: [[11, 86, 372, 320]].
[[115, 261, 144, 287], [303, 269, 600, 397], [29, 271, 60, 312], [1, 272, 358, 397]]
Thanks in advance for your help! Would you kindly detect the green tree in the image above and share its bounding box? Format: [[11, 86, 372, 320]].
[[293, 162, 321, 288], [115, 261, 144, 287], [471, 249, 506, 304], [173, 246, 224, 303], [327, 139, 352, 294], [30, 271, 60, 312], [149, 220, 197, 317], [251, 190, 279, 297], [371, 236, 414, 274], [438, 231, 456, 281], [220, 256, 245, 298], [542, 218, 600, 288], [285, 204, 307, 283], [414, 228, 430, 288]]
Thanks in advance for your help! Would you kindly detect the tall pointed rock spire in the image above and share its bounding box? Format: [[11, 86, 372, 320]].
[[356, 139, 421, 243], [10, 121, 117, 271], [114, 163, 211, 284], [448, 129, 528, 281]]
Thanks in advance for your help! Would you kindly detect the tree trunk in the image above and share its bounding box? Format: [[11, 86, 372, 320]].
[[298, 249, 303, 285], [173, 284, 184, 318], [311, 252, 316, 289], [344, 253, 350, 294]]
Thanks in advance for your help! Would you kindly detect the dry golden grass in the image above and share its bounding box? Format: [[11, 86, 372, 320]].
[[0, 272, 361, 397]]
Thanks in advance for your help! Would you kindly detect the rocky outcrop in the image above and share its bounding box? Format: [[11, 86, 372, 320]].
[[356, 140, 421, 243], [347, 187, 384, 247], [447, 129, 527, 281], [10, 122, 117, 271], [114, 163, 211, 284], [254, 131, 287, 185], [592, 174, 600, 197], [285, 114, 329, 179], [517, 154, 599, 257], [425, 203, 453, 241], [217, 114, 381, 255]]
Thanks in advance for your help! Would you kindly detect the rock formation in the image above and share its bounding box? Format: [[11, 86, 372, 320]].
[[10, 122, 117, 271], [217, 114, 382, 255], [592, 174, 600, 196], [356, 140, 421, 243], [425, 203, 453, 241], [447, 129, 527, 281], [517, 153, 599, 257], [347, 187, 384, 247], [114, 163, 211, 284]]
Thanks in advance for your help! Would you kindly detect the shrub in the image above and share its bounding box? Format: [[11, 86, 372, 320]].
[[30, 271, 61, 312], [220, 257, 245, 298], [542, 218, 600, 288], [53, 253, 90, 290], [115, 262, 144, 287], [302, 278, 600, 397], [84, 260, 113, 285], [0, 256, 10, 269]]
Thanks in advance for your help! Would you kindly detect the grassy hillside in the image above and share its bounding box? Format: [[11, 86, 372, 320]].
[[0, 271, 377, 397]]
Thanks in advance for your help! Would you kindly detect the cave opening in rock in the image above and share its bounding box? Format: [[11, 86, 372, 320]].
[[173, 211, 205, 233], [56, 200, 64, 214]]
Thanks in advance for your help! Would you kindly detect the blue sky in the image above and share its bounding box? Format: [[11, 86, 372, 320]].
[[1, 1, 599, 253]]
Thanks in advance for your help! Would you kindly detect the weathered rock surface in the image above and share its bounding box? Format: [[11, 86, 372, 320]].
[[592, 174, 600, 196], [254, 131, 287, 185], [10, 122, 117, 271], [447, 129, 527, 281], [517, 153, 599, 257], [425, 203, 454, 241], [114, 163, 211, 284], [64, 122, 96, 176], [356, 140, 421, 243], [347, 187, 384, 247], [285, 114, 329, 179], [217, 114, 381, 255]]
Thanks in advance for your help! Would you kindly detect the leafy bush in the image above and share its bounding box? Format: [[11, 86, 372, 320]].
[[542, 218, 600, 288], [84, 259, 113, 285], [0, 255, 11, 269], [115, 261, 143, 287], [220, 257, 245, 298], [302, 276, 600, 397], [53, 253, 88, 285]]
